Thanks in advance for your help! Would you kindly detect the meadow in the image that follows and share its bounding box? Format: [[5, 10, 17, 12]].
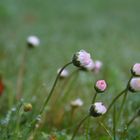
[[0, 0, 140, 139]]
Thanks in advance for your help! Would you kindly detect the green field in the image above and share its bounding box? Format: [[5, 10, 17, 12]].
[[0, 0, 140, 139]]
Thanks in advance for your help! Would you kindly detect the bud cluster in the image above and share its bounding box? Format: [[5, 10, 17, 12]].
[[129, 63, 140, 92]]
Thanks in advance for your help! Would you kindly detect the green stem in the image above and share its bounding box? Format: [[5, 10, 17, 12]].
[[126, 114, 138, 129], [16, 47, 28, 99], [113, 105, 116, 140], [107, 88, 127, 113], [91, 91, 98, 104], [71, 115, 90, 140], [98, 120, 113, 139], [117, 91, 128, 122], [39, 61, 72, 114], [28, 62, 73, 137], [15, 102, 23, 139]]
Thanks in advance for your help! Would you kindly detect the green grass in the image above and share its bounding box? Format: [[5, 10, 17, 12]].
[[0, 0, 140, 139]]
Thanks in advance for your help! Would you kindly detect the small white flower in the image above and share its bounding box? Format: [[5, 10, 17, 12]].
[[72, 50, 92, 69], [129, 77, 140, 92], [93, 60, 103, 73], [131, 63, 140, 76], [89, 102, 107, 117], [27, 36, 40, 48], [71, 98, 83, 108], [57, 68, 69, 78]]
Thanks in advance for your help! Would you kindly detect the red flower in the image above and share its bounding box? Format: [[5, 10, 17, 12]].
[[0, 80, 4, 96]]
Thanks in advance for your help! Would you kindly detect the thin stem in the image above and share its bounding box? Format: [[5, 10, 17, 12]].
[[126, 114, 138, 129], [28, 62, 73, 139], [71, 115, 90, 140], [39, 61, 72, 114], [16, 47, 28, 99], [107, 88, 127, 113], [91, 91, 98, 104], [117, 91, 128, 122], [113, 105, 116, 140], [85, 118, 90, 140], [98, 120, 113, 139]]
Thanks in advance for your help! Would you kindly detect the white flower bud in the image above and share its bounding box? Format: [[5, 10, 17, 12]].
[[129, 77, 140, 92], [27, 36, 40, 48], [72, 50, 92, 69], [93, 60, 103, 73], [131, 63, 140, 76], [84, 60, 95, 71], [89, 102, 107, 117], [71, 98, 83, 108], [57, 68, 69, 78]]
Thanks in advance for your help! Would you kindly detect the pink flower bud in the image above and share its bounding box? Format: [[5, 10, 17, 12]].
[[93, 60, 103, 74], [131, 63, 140, 76], [84, 60, 95, 71], [72, 50, 92, 69], [89, 102, 107, 117], [95, 80, 107, 92], [129, 77, 140, 92]]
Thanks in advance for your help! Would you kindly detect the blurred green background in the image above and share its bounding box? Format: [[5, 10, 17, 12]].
[[0, 0, 140, 139]]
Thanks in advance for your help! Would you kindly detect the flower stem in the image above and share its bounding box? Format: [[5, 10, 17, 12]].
[[28, 62, 73, 140], [117, 90, 128, 122], [126, 114, 138, 129], [91, 91, 98, 104], [71, 115, 90, 140], [107, 88, 127, 113], [113, 105, 116, 140], [98, 120, 113, 139], [16, 47, 28, 99], [39, 61, 72, 114]]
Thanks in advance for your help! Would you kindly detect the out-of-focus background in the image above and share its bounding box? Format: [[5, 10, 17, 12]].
[[0, 0, 140, 139]]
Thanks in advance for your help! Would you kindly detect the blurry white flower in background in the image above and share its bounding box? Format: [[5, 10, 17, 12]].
[[27, 35, 40, 48]]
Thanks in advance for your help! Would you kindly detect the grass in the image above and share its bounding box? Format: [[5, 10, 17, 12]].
[[0, 0, 140, 139]]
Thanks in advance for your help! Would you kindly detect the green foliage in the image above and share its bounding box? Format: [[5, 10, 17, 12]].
[[0, 0, 140, 139]]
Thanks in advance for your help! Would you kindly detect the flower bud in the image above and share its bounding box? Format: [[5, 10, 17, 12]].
[[84, 60, 95, 71], [72, 50, 92, 69], [93, 60, 103, 73], [71, 98, 83, 108], [89, 102, 107, 117], [27, 36, 40, 48], [129, 77, 140, 92], [131, 63, 140, 76], [95, 80, 107, 93], [23, 103, 32, 112], [57, 68, 69, 78]]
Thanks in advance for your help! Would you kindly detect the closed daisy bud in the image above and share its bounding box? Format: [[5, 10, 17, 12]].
[[71, 98, 83, 108], [93, 60, 103, 73], [72, 50, 92, 69], [131, 63, 140, 76], [129, 77, 140, 92], [89, 102, 107, 117], [95, 80, 107, 93], [57, 68, 69, 78], [84, 60, 95, 71], [23, 103, 32, 112], [27, 36, 40, 48]]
